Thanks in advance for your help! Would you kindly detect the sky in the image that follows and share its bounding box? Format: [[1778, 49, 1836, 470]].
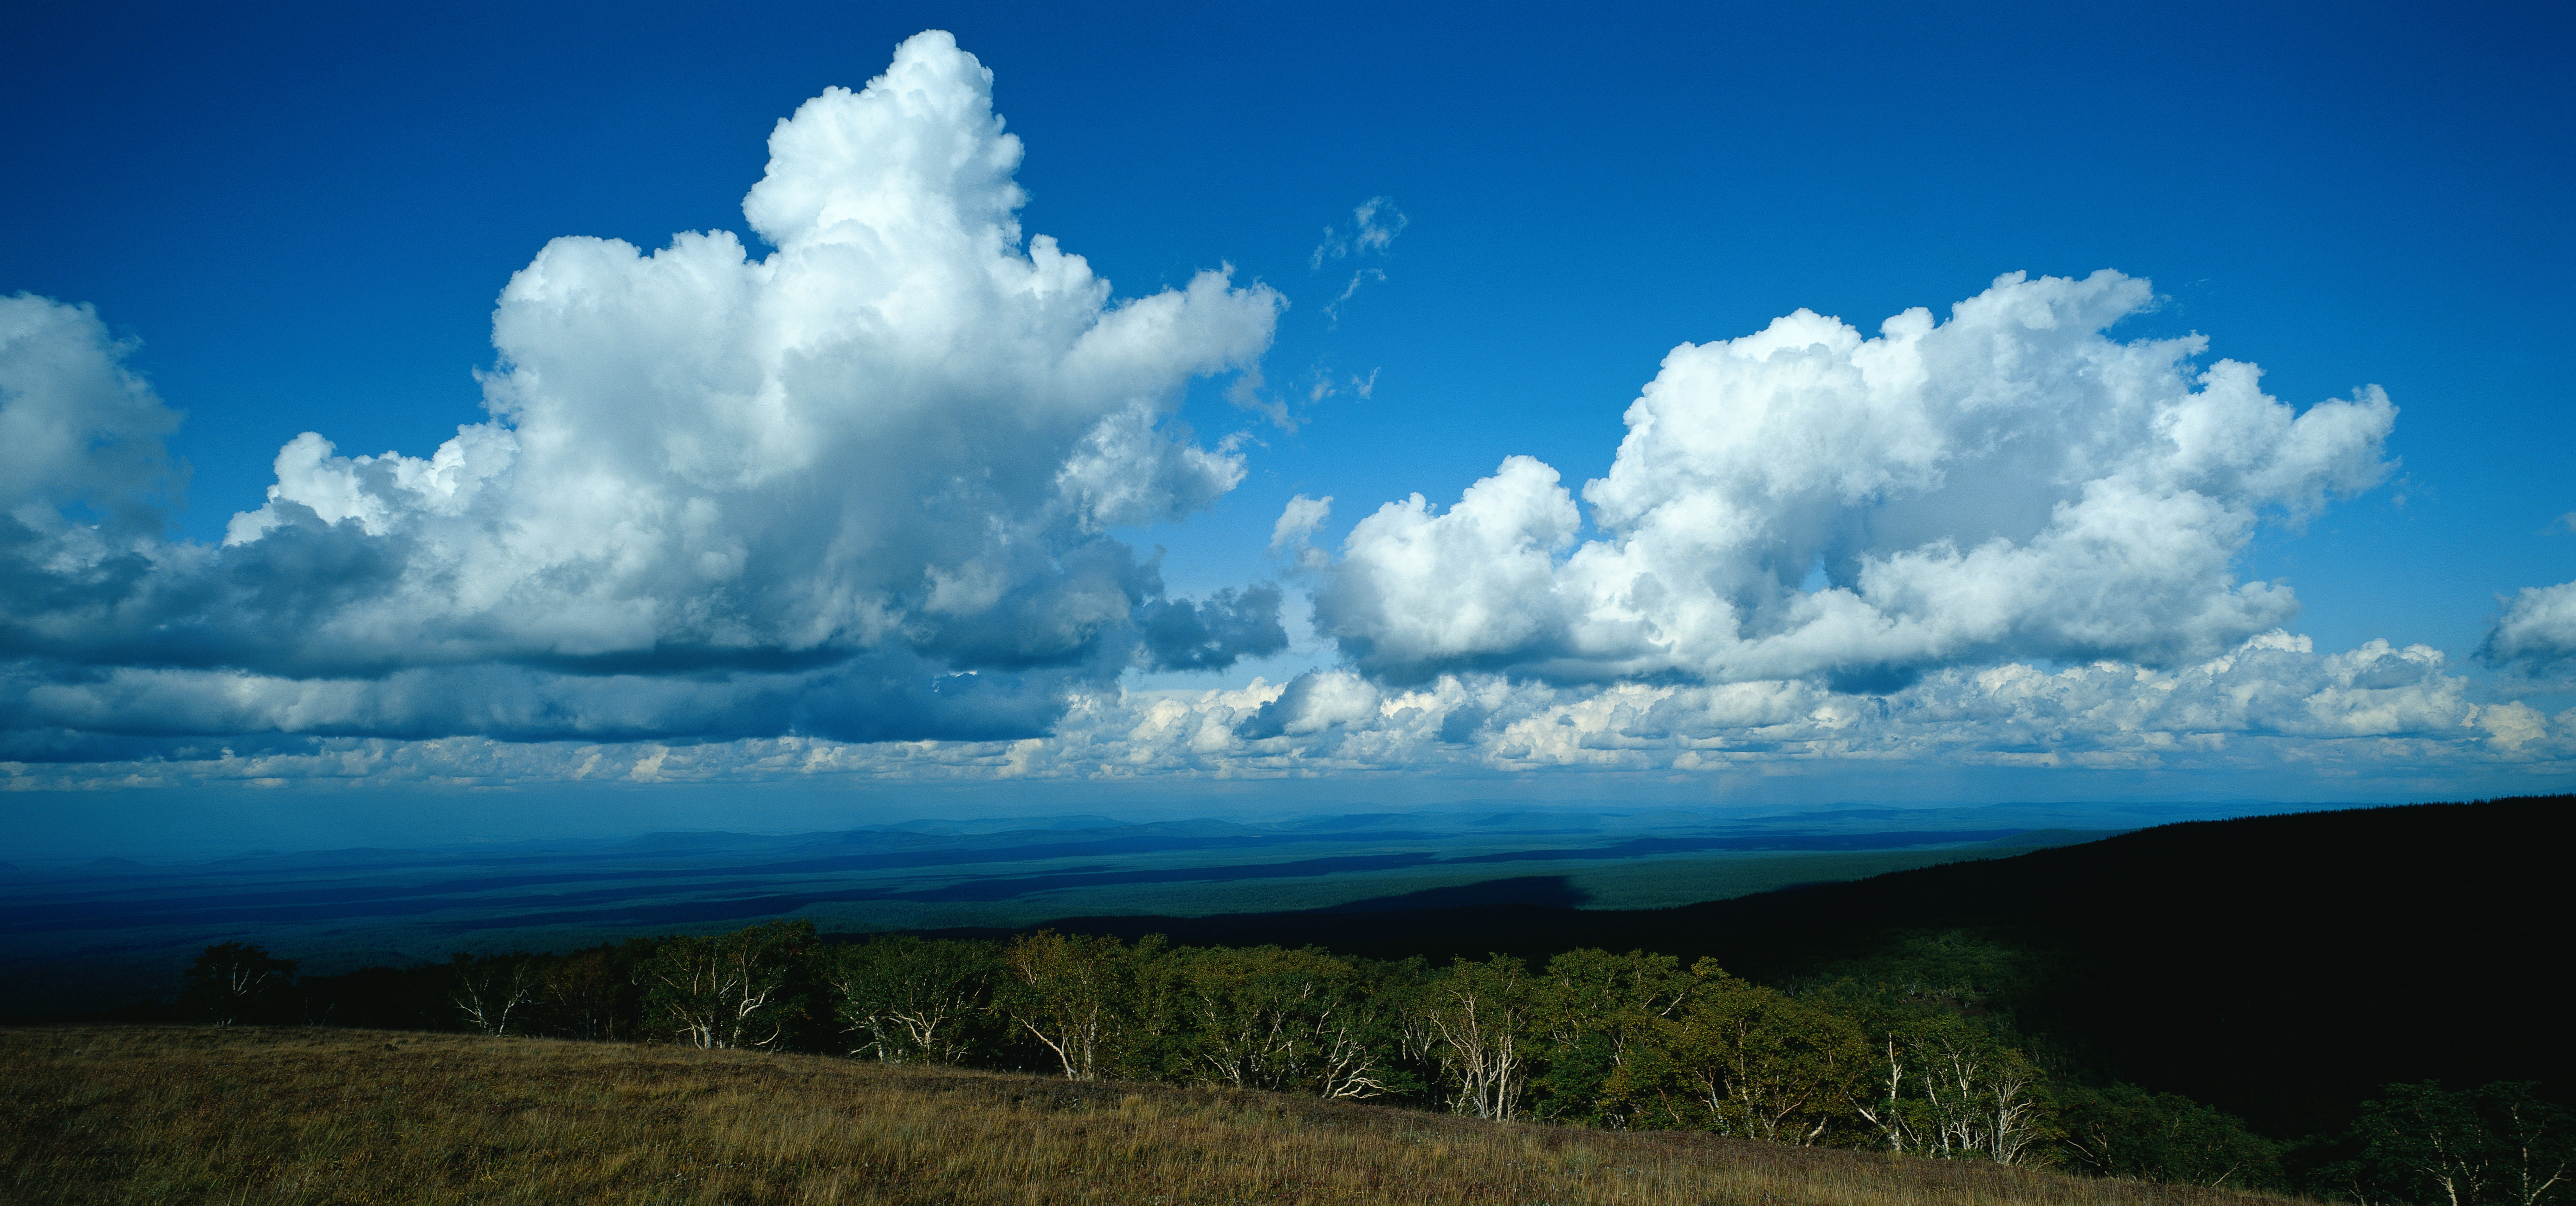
[[3, 0, 2571, 854]]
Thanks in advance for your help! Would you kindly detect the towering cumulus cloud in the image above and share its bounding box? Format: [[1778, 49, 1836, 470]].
[[1308, 272, 2396, 691], [0, 32, 1282, 756]]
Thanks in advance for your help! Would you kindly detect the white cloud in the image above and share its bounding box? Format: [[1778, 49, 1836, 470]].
[[1271, 494, 1332, 558], [1312, 196, 1407, 323], [9, 632, 2567, 794], [0, 31, 1285, 745], [9, 59, 2553, 804], [2482, 579, 2576, 678], [0, 294, 185, 534], [1310, 196, 1408, 269], [1313, 272, 2397, 689]]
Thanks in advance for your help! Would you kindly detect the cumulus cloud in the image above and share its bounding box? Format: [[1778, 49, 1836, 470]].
[[0, 31, 1285, 747], [13, 66, 2546, 800], [1313, 272, 2398, 690], [0, 294, 185, 533], [2482, 580, 2576, 678]]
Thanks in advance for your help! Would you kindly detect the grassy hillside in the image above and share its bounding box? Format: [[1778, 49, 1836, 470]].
[[1, 1025, 2305, 1206]]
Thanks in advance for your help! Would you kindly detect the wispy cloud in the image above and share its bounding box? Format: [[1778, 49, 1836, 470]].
[[1311, 196, 1407, 324]]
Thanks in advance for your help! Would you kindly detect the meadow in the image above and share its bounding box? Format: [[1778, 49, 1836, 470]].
[[0, 1025, 2305, 1206]]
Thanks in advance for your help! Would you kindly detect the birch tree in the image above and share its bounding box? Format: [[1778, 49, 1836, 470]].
[[1533, 948, 1695, 1127], [1852, 1012, 2051, 1164], [2339, 1082, 2573, 1206], [180, 941, 297, 1026], [2485, 1083, 2575, 1206], [2056, 1083, 2281, 1188], [639, 920, 812, 1049], [1420, 955, 1535, 1120], [536, 947, 630, 1041], [997, 931, 1153, 1080], [830, 936, 1002, 1065], [1168, 944, 1393, 1099], [1654, 966, 1865, 1146], [449, 952, 538, 1036]]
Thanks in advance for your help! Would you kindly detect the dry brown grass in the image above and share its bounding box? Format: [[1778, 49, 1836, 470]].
[[2, 1025, 2312, 1206]]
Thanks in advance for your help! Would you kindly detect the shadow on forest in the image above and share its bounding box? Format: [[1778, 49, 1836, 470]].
[[1317, 875, 1592, 912]]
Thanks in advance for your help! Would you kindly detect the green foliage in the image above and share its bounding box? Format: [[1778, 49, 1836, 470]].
[[2059, 1083, 2283, 1189], [1154, 943, 1400, 1098], [1801, 929, 2041, 1005], [827, 935, 1005, 1065], [1530, 948, 1693, 1128], [1414, 954, 1538, 1120], [995, 930, 1162, 1079], [2313, 1081, 2573, 1206], [1798, 954, 2057, 1166], [1635, 961, 1871, 1147], [637, 920, 815, 1049], [1849, 1007, 2053, 1165]]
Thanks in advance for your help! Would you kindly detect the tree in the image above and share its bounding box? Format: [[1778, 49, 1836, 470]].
[[1648, 961, 1866, 1146], [536, 947, 633, 1041], [996, 931, 1156, 1080], [1531, 948, 1696, 1127], [449, 952, 538, 1036], [2330, 1082, 2573, 1206], [639, 921, 813, 1049], [180, 941, 297, 1026], [2058, 1083, 2282, 1189], [1849, 1009, 2052, 1164], [1419, 955, 1536, 1120], [2483, 1083, 2575, 1206], [829, 937, 1003, 1065], [1165, 944, 1394, 1099]]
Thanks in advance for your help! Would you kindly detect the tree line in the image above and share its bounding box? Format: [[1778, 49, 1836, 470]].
[[178, 924, 2567, 1204]]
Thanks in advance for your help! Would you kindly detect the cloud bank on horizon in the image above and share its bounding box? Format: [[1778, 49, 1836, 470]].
[[2, 31, 2569, 797]]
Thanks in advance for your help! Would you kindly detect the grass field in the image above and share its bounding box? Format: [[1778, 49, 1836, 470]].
[[1, 1025, 2311, 1206]]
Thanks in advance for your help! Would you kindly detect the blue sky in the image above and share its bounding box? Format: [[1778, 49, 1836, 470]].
[[3, 0, 2570, 851]]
